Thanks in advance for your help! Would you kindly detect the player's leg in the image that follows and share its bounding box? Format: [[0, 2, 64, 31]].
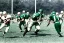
[[23, 20, 33, 36], [19, 21, 22, 32], [59, 19, 63, 32], [35, 24, 40, 35], [25, 19, 28, 25], [24, 20, 28, 29], [27, 20, 33, 31], [59, 24, 61, 32], [54, 22, 63, 37], [3, 21, 10, 36], [23, 27, 28, 37], [60, 19, 63, 24], [0, 23, 5, 30], [3, 26, 10, 36]]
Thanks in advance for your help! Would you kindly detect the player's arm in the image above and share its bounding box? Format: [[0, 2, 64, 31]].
[[17, 16, 20, 20], [61, 18, 63, 22], [16, 16, 20, 22], [47, 19, 51, 27], [20, 18, 24, 21], [21, 19, 24, 21]]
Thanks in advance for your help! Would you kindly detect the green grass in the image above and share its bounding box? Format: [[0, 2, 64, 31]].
[[0, 20, 64, 43]]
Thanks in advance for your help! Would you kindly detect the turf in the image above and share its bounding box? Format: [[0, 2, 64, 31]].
[[0, 20, 64, 43]]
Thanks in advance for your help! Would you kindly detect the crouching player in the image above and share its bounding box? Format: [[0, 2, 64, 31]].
[[0, 11, 11, 36], [23, 12, 41, 36]]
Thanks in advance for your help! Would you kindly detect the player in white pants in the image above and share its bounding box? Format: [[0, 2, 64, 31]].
[[23, 12, 41, 36], [0, 11, 11, 36]]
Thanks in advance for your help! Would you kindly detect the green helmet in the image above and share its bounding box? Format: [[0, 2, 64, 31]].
[[51, 11, 56, 14], [50, 11, 56, 16]]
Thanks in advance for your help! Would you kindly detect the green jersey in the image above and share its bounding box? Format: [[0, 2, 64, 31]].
[[16, 15, 21, 18], [16, 15, 21, 21], [32, 13, 40, 20], [49, 14, 59, 22], [25, 14, 30, 19], [20, 14, 25, 19]]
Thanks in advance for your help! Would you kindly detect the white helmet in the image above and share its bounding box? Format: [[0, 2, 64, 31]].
[[56, 12, 59, 15], [7, 15, 11, 18], [0, 12, 2, 14], [22, 10, 25, 13], [3, 11, 7, 15], [17, 12, 20, 15], [61, 11, 64, 14], [27, 12, 29, 14]]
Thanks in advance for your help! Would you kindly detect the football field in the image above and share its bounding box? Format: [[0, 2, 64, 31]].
[[0, 20, 64, 43]]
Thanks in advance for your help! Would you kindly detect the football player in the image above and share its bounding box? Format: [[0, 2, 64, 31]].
[[0, 11, 11, 36], [23, 12, 41, 36], [19, 10, 26, 32], [47, 11, 63, 37]]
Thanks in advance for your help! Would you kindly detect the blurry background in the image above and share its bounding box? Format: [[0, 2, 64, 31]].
[[0, 0, 64, 14]]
